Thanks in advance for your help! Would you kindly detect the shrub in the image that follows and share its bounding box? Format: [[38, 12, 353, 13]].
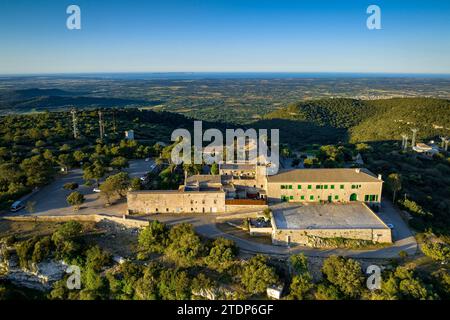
[[138, 220, 169, 255], [321, 255, 364, 299], [240, 255, 278, 295], [165, 223, 203, 267], [421, 242, 450, 262], [63, 182, 79, 190], [204, 237, 237, 272], [66, 191, 85, 211]]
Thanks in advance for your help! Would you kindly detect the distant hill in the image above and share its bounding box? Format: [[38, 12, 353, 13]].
[[264, 98, 450, 143], [2, 88, 83, 99], [0, 88, 161, 114]]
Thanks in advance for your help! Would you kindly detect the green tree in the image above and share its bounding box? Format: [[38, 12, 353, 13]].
[[158, 269, 191, 300], [138, 220, 169, 255], [321, 256, 364, 299], [134, 264, 160, 300], [289, 253, 308, 275], [386, 173, 402, 204], [66, 191, 85, 211], [85, 245, 111, 272], [289, 273, 314, 300], [83, 161, 106, 186], [240, 255, 278, 295], [100, 172, 130, 205], [204, 237, 237, 272], [165, 223, 203, 267], [129, 177, 142, 191], [421, 242, 450, 262], [111, 157, 129, 170]]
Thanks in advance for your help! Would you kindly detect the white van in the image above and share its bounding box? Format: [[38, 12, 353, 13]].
[[10, 201, 25, 212]]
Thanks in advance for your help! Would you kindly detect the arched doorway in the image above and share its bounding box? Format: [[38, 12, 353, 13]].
[[350, 193, 358, 201]]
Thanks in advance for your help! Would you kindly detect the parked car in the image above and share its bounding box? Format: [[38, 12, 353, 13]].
[[10, 201, 25, 212]]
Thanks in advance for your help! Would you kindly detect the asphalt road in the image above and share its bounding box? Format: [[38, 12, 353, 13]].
[[9, 159, 154, 217], [7, 158, 418, 259], [143, 199, 418, 259]]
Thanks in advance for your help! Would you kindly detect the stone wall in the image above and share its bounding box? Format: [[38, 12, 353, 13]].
[[1, 214, 149, 229], [271, 227, 392, 246], [127, 191, 226, 214]]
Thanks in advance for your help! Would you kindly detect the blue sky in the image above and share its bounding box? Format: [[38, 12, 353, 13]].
[[0, 0, 449, 74]]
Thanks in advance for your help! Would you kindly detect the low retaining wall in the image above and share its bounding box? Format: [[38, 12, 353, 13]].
[[249, 226, 272, 236], [271, 227, 392, 246], [225, 204, 268, 213], [1, 214, 149, 229]]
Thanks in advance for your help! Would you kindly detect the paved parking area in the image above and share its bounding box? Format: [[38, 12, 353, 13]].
[[9, 159, 154, 217]]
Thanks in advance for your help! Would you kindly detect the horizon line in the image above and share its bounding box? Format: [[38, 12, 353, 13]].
[[2, 71, 450, 78]]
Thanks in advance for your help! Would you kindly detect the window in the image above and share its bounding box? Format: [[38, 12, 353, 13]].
[[316, 185, 321, 189], [297, 185, 302, 190], [308, 185, 312, 189], [289, 185, 293, 189], [331, 185, 335, 189], [324, 185, 328, 189], [281, 185, 286, 189], [289, 196, 294, 200], [335, 195, 339, 200], [340, 185, 344, 189], [352, 185, 356, 189], [300, 196, 305, 200], [365, 195, 369, 201], [310, 195, 314, 201]]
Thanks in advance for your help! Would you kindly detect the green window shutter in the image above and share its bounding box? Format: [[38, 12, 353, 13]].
[[365, 195, 369, 201], [316, 185, 321, 189], [331, 185, 335, 189], [289, 185, 293, 189], [298, 185, 302, 189], [290, 196, 294, 200], [310, 195, 314, 200], [324, 185, 328, 189], [335, 195, 339, 200], [308, 185, 312, 189], [340, 185, 344, 189], [301, 196, 305, 200]]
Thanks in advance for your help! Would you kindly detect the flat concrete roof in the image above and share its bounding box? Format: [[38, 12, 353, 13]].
[[272, 202, 388, 230]]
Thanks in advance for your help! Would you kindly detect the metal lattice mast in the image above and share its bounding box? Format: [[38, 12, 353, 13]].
[[411, 128, 418, 149], [98, 110, 105, 141], [401, 134, 408, 151], [71, 108, 79, 139]]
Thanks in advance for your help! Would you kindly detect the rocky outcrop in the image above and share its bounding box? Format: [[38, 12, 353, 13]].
[[0, 249, 67, 292]]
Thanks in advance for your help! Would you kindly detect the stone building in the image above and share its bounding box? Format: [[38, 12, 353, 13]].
[[127, 190, 225, 214], [266, 168, 382, 206], [127, 166, 384, 216]]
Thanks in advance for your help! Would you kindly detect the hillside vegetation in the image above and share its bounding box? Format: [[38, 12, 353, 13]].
[[265, 98, 450, 142]]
